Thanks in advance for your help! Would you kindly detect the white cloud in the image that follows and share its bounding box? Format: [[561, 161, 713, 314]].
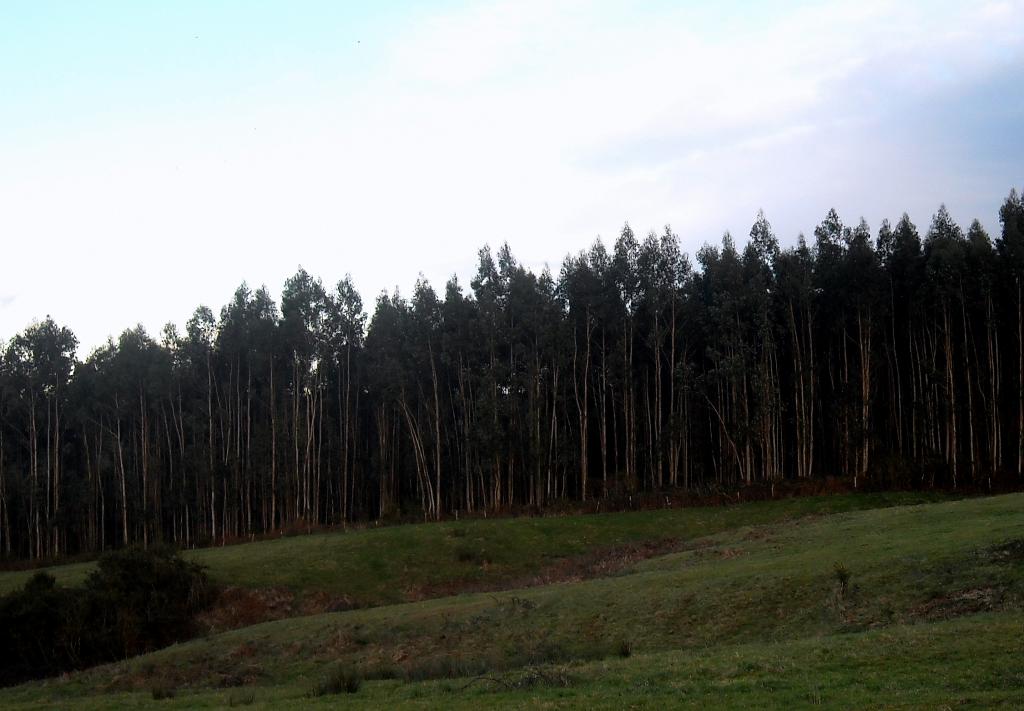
[[0, 0, 1022, 351]]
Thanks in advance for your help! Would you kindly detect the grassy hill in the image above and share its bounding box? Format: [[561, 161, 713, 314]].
[[2, 492, 1022, 709], [0, 491, 943, 600]]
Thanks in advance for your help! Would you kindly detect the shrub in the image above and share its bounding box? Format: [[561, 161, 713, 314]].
[[513, 666, 575, 689], [84, 545, 214, 657], [227, 690, 257, 706], [833, 562, 852, 597], [616, 638, 633, 658], [310, 665, 363, 696], [455, 546, 490, 565], [150, 683, 177, 700], [0, 572, 80, 685], [0, 547, 214, 688]]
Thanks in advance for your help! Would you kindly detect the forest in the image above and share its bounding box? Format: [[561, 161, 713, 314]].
[[1, 189, 1023, 561]]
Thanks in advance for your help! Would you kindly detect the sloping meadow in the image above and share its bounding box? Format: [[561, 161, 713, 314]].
[[2, 493, 1022, 708]]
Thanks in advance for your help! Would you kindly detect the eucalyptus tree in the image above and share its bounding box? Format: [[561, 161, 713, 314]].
[[611, 225, 641, 490], [559, 247, 601, 499], [109, 325, 171, 548], [964, 220, 1000, 485], [743, 212, 782, 485], [695, 234, 751, 483], [876, 214, 923, 466], [183, 305, 217, 541], [440, 276, 478, 512], [627, 226, 694, 489], [279, 268, 331, 525], [812, 209, 855, 478], [532, 267, 569, 503], [402, 277, 444, 519], [326, 276, 365, 523], [215, 284, 281, 537], [364, 290, 408, 518], [922, 207, 968, 486], [842, 218, 882, 487], [2, 319, 77, 558], [997, 189, 1024, 476], [470, 245, 511, 507], [774, 236, 816, 479], [0, 342, 12, 555]]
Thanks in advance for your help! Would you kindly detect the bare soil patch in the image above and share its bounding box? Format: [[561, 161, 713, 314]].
[[198, 586, 357, 633], [407, 537, 699, 601], [987, 539, 1024, 564], [910, 587, 1001, 620]]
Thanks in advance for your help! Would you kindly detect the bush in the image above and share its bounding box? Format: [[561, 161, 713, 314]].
[[833, 562, 852, 597], [83, 545, 214, 657], [150, 683, 177, 700], [0, 547, 213, 688], [0, 572, 81, 685], [455, 546, 487, 564], [412, 655, 495, 681], [310, 665, 363, 696], [616, 638, 633, 658], [227, 690, 257, 706]]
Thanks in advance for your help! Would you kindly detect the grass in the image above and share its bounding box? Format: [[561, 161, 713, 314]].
[[308, 665, 362, 696], [2, 491, 1021, 708], [0, 491, 946, 601], [2, 613, 1021, 709]]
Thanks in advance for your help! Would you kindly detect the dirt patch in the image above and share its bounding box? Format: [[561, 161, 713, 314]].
[[910, 587, 1001, 620], [987, 539, 1024, 564], [704, 545, 745, 561], [407, 538, 698, 601], [98, 649, 268, 692], [197, 586, 357, 633]]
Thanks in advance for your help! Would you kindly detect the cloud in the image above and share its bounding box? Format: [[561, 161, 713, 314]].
[[0, 0, 1022, 350]]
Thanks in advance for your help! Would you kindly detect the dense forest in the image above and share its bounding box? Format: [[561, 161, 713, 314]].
[[1, 190, 1023, 560]]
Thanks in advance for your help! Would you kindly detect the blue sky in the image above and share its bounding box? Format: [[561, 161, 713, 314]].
[[2, 0, 1023, 351]]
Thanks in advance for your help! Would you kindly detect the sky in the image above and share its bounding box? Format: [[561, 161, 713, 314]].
[[2, 0, 1023, 353]]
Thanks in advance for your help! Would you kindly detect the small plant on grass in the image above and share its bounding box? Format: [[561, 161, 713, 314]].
[[402, 655, 489, 681], [227, 690, 256, 706], [150, 683, 177, 700], [512, 666, 575, 689], [363, 663, 402, 681], [833, 562, 851, 597], [455, 545, 487, 564], [987, 538, 1024, 563], [491, 595, 536, 613], [616, 638, 633, 658], [310, 665, 362, 696]]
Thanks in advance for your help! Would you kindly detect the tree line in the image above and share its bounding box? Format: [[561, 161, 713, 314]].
[[1, 189, 1023, 560]]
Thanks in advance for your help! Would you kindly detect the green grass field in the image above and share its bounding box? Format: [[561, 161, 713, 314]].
[[0, 491, 945, 600], [2, 491, 1022, 709]]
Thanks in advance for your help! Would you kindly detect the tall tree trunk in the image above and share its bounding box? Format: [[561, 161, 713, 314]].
[[573, 310, 592, 500]]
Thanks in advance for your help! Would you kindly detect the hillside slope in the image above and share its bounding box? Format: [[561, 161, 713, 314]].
[[0, 492, 937, 602], [2, 493, 1022, 708]]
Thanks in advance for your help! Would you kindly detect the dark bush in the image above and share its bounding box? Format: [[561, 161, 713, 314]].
[[151, 683, 177, 700], [0, 547, 213, 687], [227, 690, 257, 706], [833, 562, 852, 597], [310, 665, 363, 696], [83, 545, 214, 658], [0, 572, 82, 685]]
